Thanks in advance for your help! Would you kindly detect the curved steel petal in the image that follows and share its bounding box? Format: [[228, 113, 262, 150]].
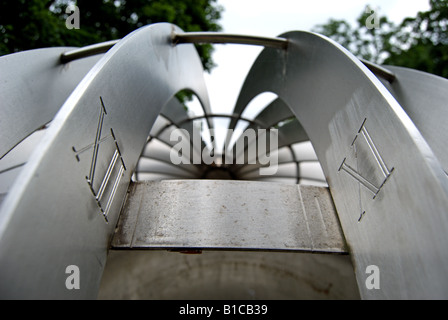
[[381, 66, 448, 174], [232, 30, 448, 299], [1, 26, 448, 300], [0, 48, 104, 159], [0, 23, 211, 299]]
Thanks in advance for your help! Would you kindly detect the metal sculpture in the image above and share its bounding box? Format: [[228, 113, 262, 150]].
[[0, 23, 447, 300]]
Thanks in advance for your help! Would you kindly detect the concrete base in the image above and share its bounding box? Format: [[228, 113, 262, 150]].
[[98, 250, 360, 300]]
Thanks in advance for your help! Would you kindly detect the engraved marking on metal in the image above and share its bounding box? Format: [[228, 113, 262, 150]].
[[358, 211, 366, 222], [339, 119, 394, 199], [72, 135, 113, 162], [96, 150, 119, 202], [339, 159, 380, 195], [102, 165, 125, 223], [339, 119, 395, 223], [72, 97, 126, 222], [361, 126, 391, 178], [88, 97, 108, 185], [110, 128, 127, 171], [357, 162, 367, 223]]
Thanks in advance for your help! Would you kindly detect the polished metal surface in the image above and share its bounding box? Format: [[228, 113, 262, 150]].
[[1, 25, 447, 300], [112, 180, 347, 253], [0, 23, 211, 299], [0, 130, 47, 194], [381, 66, 448, 174], [231, 31, 448, 299], [0, 48, 103, 159], [135, 96, 324, 185]]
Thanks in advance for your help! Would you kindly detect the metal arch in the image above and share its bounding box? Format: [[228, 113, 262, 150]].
[[60, 40, 216, 142], [0, 48, 104, 159], [142, 113, 264, 156], [133, 90, 324, 184], [137, 139, 202, 175], [222, 98, 310, 185], [136, 158, 199, 178], [380, 66, 448, 174], [138, 129, 205, 178], [230, 119, 309, 164], [135, 111, 317, 182], [247, 98, 295, 129], [224, 99, 313, 184], [172, 31, 397, 165], [138, 139, 204, 177], [240, 161, 326, 184], [134, 127, 325, 189], [137, 110, 203, 177], [1, 27, 447, 300], [223, 98, 295, 160], [177, 113, 264, 127], [0, 23, 211, 299], [232, 30, 448, 299], [135, 113, 256, 176], [141, 98, 210, 170]]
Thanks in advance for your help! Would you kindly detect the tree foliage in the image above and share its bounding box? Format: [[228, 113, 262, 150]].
[[0, 0, 223, 71], [313, 0, 448, 78]]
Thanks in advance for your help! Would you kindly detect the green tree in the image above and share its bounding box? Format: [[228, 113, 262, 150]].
[[0, 0, 67, 55], [312, 7, 395, 64], [313, 1, 448, 78], [0, 0, 223, 71], [385, 0, 448, 77]]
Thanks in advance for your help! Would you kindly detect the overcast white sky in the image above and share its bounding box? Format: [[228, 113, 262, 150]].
[[199, 0, 430, 117]]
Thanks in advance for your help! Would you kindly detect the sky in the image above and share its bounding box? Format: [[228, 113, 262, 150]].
[[186, 0, 431, 151]]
